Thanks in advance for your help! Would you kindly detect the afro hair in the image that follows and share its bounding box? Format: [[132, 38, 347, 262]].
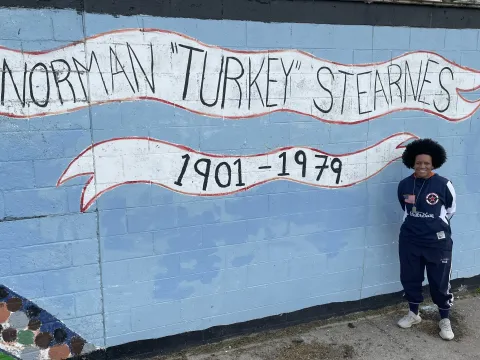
[[401, 138, 447, 169]]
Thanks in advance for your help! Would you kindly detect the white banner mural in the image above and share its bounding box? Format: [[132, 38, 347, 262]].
[[57, 133, 417, 212], [0, 28, 479, 123]]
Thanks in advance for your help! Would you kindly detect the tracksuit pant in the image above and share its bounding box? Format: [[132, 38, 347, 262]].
[[399, 238, 454, 311]]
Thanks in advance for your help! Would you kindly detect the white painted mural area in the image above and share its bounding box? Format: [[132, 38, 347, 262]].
[[58, 133, 417, 211], [0, 29, 479, 123]]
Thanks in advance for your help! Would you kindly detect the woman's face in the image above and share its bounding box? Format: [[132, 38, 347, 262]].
[[414, 154, 433, 178]]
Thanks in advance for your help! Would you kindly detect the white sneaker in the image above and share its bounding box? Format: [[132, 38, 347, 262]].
[[439, 318, 454, 340], [397, 311, 422, 328]]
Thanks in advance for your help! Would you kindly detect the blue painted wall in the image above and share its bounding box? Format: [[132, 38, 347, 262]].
[[0, 7, 480, 351]]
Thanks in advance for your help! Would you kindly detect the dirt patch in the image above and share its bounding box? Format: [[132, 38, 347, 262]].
[[150, 336, 357, 360], [190, 340, 356, 360], [151, 356, 187, 360], [268, 341, 355, 360], [414, 307, 467, 341]]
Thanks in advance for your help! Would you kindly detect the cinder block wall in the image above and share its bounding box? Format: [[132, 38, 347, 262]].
[[0, 3, 480, 356]]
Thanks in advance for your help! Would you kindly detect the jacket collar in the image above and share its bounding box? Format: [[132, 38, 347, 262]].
[[412, 172, 435, 179]]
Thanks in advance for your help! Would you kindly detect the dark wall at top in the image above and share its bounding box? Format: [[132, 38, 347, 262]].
[[3, 0, 480, 29]]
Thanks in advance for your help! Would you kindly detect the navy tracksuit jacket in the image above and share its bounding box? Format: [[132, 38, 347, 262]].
[[397, 173, 457, 310]]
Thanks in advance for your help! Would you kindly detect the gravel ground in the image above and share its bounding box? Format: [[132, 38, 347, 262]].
[[128, 288, 480, 360]]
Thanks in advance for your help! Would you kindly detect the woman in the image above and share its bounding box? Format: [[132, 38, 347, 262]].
[[396, 138, 457, 340]]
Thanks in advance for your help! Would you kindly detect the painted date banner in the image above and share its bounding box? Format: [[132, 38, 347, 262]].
[[0, 28, 480, 122], [58, 133, 417, 212]]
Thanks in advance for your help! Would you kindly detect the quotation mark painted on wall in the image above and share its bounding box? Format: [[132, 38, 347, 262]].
[[170, 40, 302, 72]]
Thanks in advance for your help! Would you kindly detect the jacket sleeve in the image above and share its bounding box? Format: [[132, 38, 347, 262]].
[[398, 181, 405, 211], [445, 180, 456, 220]]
